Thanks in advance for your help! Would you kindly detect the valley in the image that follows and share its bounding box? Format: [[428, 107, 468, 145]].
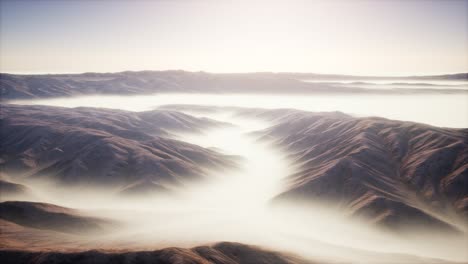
[[1, 101, 467, 263]]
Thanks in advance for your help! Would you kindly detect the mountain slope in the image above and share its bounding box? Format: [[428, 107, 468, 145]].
[[250, 110, 468, 232], [0, 104, 236, 190]]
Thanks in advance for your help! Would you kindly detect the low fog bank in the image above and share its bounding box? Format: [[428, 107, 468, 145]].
[[302, 78, 468, 91], [9, 92, 468, 128], [1, 108, 466, 263], [1, 191, 466, 263]]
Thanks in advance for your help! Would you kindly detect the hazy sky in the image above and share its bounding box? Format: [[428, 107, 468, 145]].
[[1, 0, 467, 75]]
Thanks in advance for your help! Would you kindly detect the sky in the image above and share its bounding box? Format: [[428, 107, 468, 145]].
[[1, 0, 467, 75]]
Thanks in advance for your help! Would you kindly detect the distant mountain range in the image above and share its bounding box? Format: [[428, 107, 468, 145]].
[[1, 71, 466, 100], [281, 72, 468, 80]]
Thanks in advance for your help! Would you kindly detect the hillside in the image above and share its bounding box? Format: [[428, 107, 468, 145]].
[[252, 109, 468, 232], [0, 104, 236, 191]]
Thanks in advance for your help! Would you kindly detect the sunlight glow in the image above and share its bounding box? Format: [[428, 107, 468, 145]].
[[1, 0, 467, 75]]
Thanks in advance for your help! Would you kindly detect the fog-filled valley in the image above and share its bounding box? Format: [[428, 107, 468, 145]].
[[1, 73, 467, 263]]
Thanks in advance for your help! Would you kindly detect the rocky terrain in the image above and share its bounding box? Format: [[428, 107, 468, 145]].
[[0, 104, 236, 192], [251, 109, 468, 232], [1, 71, 466, 100]]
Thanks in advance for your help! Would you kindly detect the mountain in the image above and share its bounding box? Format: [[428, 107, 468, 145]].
[[0, 242, 314, 264], [0, 71, 316, 99], [0, 201, 113, 235], [0, 104, 236, 191], [1, 71, 466, 100], [161, 105, 468, 232], [249, 109, 468, 232]]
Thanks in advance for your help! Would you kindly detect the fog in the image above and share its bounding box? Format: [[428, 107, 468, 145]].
[[302, 79, 468, 91], [3, 95, 468, 263], [302, 79, 468, 86], [10, 92, 468, 128]]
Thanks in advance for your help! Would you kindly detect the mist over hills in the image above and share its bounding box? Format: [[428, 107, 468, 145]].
[[162, 105, 468, 233], [1, 0, 467, 260], [1, 71, 466, 100], [0, 199, 462, 264], [0, 201, 314, 263], [0, 104, 236, 192], [1, 102, 467, 263], [282, 72, 468, 81]]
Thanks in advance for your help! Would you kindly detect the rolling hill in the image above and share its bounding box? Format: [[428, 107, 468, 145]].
[[0, 104, 237, 191], [252, 109, 468, 232]]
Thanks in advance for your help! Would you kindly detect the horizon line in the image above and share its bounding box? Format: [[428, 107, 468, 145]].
[[1, 69, 467, 78]]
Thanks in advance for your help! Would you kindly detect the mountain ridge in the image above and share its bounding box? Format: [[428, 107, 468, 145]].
[[0, 104, 237, 192], [255, 110, 468, 232], [1, 71, 466, 100], [159, 105, 468, 233]]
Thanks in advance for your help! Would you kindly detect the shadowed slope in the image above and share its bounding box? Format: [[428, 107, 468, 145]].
[[0, 179, 30, 199], [0, 201, 113, 235]]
